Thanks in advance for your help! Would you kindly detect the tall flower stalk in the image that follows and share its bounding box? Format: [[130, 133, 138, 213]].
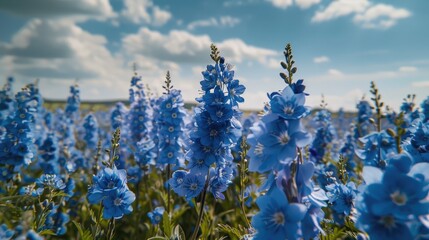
[[169, 44, 246, 240], [248, 43, 327, 239], [155, 71, 186, 214]]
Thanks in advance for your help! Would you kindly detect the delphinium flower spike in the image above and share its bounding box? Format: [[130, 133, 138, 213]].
[[87, 128, 135, 239], [248, 43, 327, 239], [168, 43, 246, 240], [155, 71, 186, 214], [0, 87, 36, 181]]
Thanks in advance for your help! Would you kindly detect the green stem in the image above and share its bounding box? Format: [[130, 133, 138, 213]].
[[239, 156, 251, 229], [133, 180, 141, 237], [94, 204, 104, 238], [106, 218, 115, 240], [167, 164, 171, 215], [191, 173, 210, 240]]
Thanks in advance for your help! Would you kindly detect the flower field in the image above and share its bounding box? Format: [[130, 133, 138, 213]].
[[1, 43, 429, 240]]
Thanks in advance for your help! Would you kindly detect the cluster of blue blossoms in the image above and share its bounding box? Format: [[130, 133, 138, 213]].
[[247, 73, 331, 239], [154, 87, 186, 166], [88, 167, 136, 219], [170, 55, 246, 200]]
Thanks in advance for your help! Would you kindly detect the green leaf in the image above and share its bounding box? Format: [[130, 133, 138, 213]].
[[38, 229, 56, 236], [172, 206, 189, 222], [147, 237, 168, 240], [217, 224, 242, 240], [162, 212, 172, 237], [89, 208, 97, 224], [172, 225, 186, 240], [200, 213, 211, 239], [72, 221, 93, 240]]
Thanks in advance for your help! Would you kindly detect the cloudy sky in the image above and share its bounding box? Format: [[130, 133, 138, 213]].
[[0, 0, 428, 111]]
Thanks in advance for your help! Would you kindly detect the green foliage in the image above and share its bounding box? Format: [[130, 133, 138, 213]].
[[320, 217, 363, 240], [73, 221, 93, 240], [217, 223, 247, 240], [163, 212, 173, 238]]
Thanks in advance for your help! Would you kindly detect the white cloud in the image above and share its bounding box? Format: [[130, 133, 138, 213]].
[[312, 0, 410, 29], [399, 66, 417, 72], [152, 6, 172, 26], [0, 0, 115, 21], [412, 81, 429, 88], [295, 0, 321, 9], [266, 58, 281, 69], [187, 16, 240, 30], [121, 27, 277, 67], [121, 0, 171, 26], [313, 56, 330, 63], [269, 0, 293, 9], [220, 16, 241, 27], [328, 68, 343, 77], [0, 19, 128, 92], [353, 4, 411, 29], [268, 0, 320, 9], [312, 0, 369, 22]]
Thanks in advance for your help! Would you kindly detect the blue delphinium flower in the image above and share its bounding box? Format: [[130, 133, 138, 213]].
[[248, 89, 311, 173], [134, 136, 156, 166], [252, 187, 307, 240], [356, 131, 397, 167], [88, 167, 127, 202], [269, 86, 311, 120], [102, 188, 135, 219], [403, 121, 429, 163], [147, 207, 165, 225], [0, 87, 36, 172], [0, 77, 15, 126], [87, 166, 135, 219], [326, 181, 358, 218], [169, 170, 187, 196], [64, 84, 80, 123], [0, 224, 14, 240], [126, 74, 153, 145], [36, 174, 66, 192], [155, 87, 186, 166], [354, 100, 373, 138], [310, 122, 336, 164], [170, 53, 246, 201], [39, 132, 60, 174], [182, 172, 206, 199], [249, 45, 329, 239], [421, 96, 429, 122], [127, 166, 143, 184], [80, 113, 99, 150], [339, 133, 357, 175], [43, 206, 70, 235], [356, 160, 429, 239], [110, 102, 127, 131], [364, 168, 429, 218]]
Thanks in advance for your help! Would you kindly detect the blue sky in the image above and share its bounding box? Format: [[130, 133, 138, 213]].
[[0, 0, 428, 111]]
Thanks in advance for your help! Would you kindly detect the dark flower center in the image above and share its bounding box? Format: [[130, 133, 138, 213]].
[[390, 190, 407, 206], [190, 183, 198, 190], [272, 212, 285, 226], [379, 215, 396, 229], [114, 198, 122, 206]]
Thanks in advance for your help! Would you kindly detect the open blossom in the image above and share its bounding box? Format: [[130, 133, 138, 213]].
[[252, 187, 307, 240], [87, 166, 135, 219], [147, 207, 165, 225]]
